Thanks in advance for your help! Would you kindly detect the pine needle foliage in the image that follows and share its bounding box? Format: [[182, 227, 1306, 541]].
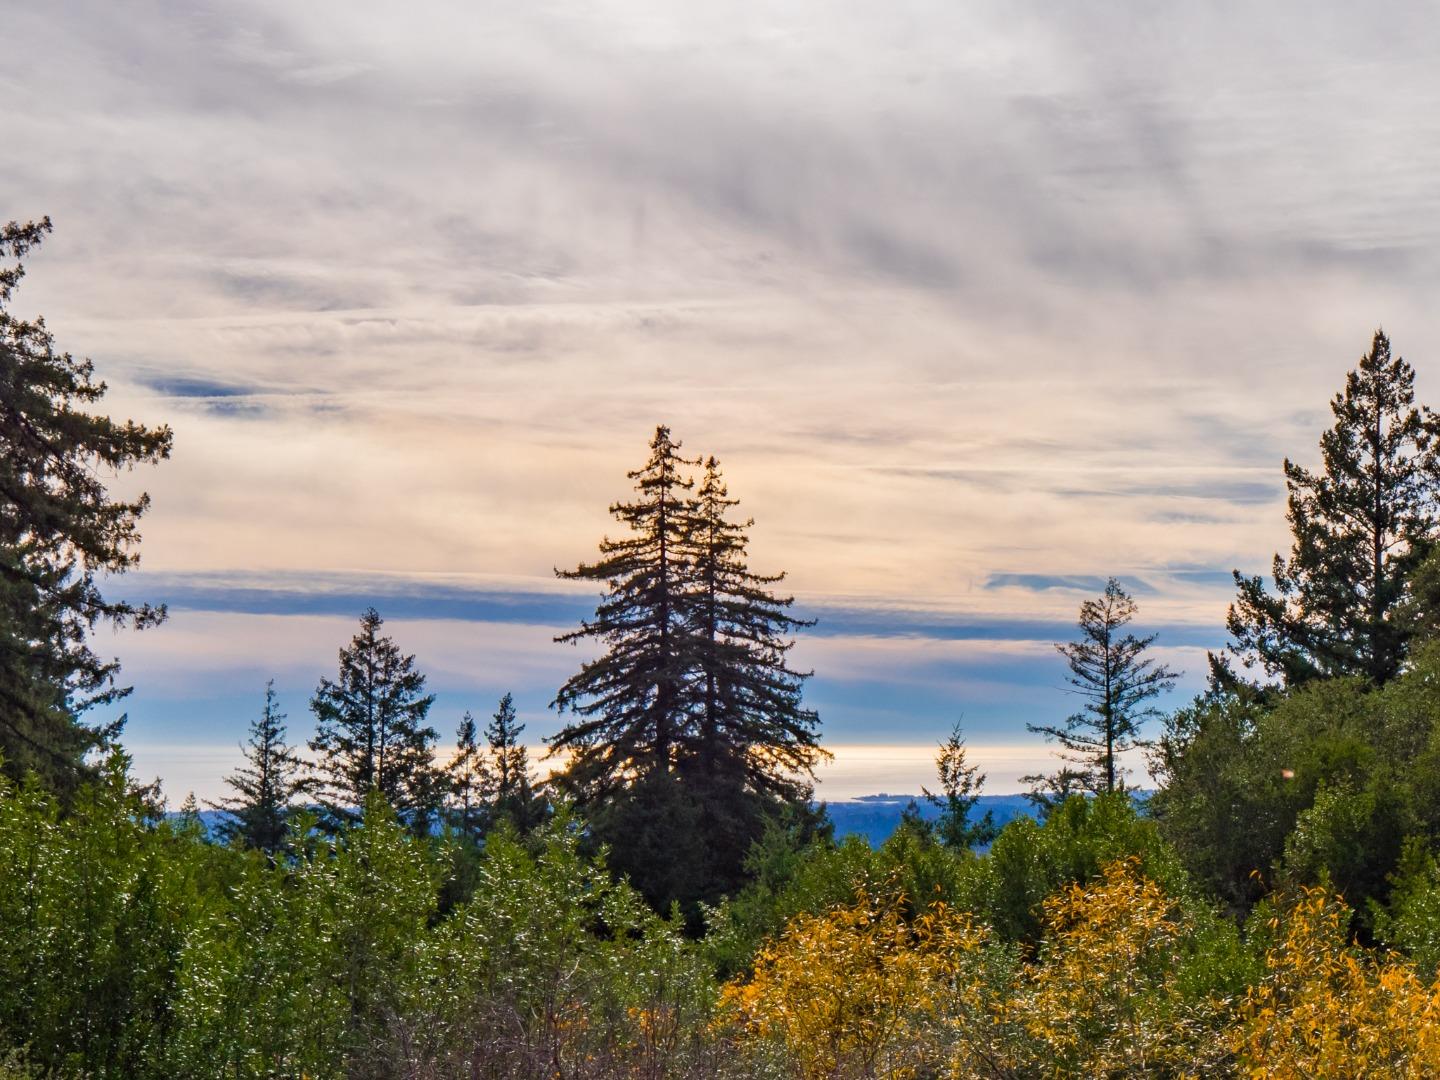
[[923, 721, 997, 849], [687, 455, 825, 804], [1028, 578, 1177, 794], [0, 218, 172, 794], [1220, 329, 1440, 689], [552, 426, 701, 794], [487, 692, 541, 831], [551, 428, 825, 910], [445, 711, 491, 839], [308, 608, 440, 833], [215, 680, 310, 855]]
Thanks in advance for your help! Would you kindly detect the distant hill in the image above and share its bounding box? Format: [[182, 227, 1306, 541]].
[[178, 793, 1046, 850], [166, 808, 232, 840], [823, 793, 1038, 847]]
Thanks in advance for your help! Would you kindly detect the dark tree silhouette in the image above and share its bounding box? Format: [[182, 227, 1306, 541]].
[[677, 455, 827, 898], [1028, 578, 1177, 794], [486, 692, 541, 831], [215, 681, 311, 854], [551, 430, 824, 911], [444, 710, 491, 839], [1218, 330, 1440, 689], [551, 426, 701, 795], [0, 217, 172, 793], [923, 721, 997, 849], [309, 608, 440, 832], [685, 456, 824, 802]]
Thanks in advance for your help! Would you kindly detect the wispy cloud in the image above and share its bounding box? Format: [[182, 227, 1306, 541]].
[[9, 0, 1440, 797]]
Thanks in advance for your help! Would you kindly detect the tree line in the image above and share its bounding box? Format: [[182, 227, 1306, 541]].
[[216, 663, 540, 855], [204, 426, 827, 917], [12, 215, 1440, 1075]]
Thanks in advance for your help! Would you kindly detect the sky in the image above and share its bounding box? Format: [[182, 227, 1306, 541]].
[[6, 1, 1440, 802]]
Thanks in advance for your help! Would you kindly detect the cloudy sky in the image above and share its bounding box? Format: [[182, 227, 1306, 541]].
[[6, 1, 1440, 801]]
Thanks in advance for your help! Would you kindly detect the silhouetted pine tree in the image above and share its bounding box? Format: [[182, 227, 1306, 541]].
[[551, 426, 701, 794], [486, 692, 540, 830], [215, 680, 309, 854], [444, 711, 491, 838], [922, 721, 996, 849], [175, 791, 203, 836], [677, 456, 826, 897], [552, 433, 825, 912], [1028, 578, 1177, 794], [686, 456, 823, 798], [551, 428, 704, 910], [0, 218, 172, 794], [1218, 330, 1440, 689], [308, 608, 440, 832]]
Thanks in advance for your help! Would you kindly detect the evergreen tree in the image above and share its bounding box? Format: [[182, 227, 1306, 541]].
[[686, 456, 824, 800], [1398, 546, 1440, 645], [175, 791, 203, 836], [922, 721, 997, 849], [1218, 330, 1440, 689], [1028, 578, 1177, 794], [0, 218, 172, 793], [1020, 766, 1095, 819], [215, 680, 310, 854], [487, 692, 539, 830], [551, 426, 700, 794], [551, 432, 825, 911], [678, 455, 827, 898], [308, 608, 440, 832], [444, 711, 491, 838]]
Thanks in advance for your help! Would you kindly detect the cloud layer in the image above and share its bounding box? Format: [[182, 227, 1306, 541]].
[[8, 1, 1440, 799]]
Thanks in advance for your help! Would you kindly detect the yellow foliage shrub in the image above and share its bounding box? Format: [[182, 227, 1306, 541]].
[[1235, 886, 1440, 1078], [978, 857, 1233, 1077], [724, 860, 1440, 1079], [720, 896, 988, 1079]]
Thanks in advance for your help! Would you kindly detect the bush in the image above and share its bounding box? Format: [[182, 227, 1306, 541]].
[[1373, 838, 1440, 979], [721, 894, 1002, 1079], [1235, 885, 1440, 1074], [0, 754, 236, 1077], [723, 858, 1244, 1078], [983, 791, 1186, 944], [991, 858, 1240, 1076], [373, 809, 724, 1078]]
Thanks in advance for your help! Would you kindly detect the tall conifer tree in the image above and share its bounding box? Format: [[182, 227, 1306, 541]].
[[215, 680, 310, 854], [677, 456, 827, 896], [444, 711, 491, 838], [685, 456, 824, 801], [552, 432, 824, 911], [308, 608, 440, 831], [0, 218, 172, 792], [1028, 578, 1177, 794], [551, 426, 700, 794], [1218, 330, 1440, 688], [923, 721, 997, 849], [486, 692, 539, 830]]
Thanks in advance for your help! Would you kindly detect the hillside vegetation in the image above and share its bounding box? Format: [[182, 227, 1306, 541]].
[[8, 220, 1440, 1075]]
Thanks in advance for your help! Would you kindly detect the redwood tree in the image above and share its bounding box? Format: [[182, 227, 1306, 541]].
[[551, 426, 700, 795], [551, 431, 825, 911]]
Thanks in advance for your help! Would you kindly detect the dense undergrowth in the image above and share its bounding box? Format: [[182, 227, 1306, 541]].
[[6, 752, 1440, 1078]]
